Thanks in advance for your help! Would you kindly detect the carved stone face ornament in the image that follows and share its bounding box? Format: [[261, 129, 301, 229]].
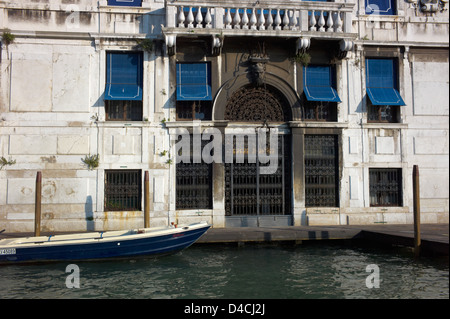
[[248, 54, 270, 87]]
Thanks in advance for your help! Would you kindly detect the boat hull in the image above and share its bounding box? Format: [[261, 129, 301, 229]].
[[0, 223, 210, 264]]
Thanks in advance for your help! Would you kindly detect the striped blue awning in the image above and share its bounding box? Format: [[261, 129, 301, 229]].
[[176, 63, 212, 101], [107, 0, 142, 7], [105, 52, 143, 101], [303, 65, 341, 103], [366, 59, 405, 106], [365, 0, 395, 16], [366, 88, 405, 106]]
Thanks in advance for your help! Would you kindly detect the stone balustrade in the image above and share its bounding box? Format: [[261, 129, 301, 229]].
[[165, 1, 355, 34]]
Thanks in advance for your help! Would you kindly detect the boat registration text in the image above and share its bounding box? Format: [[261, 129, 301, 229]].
[[0, 248, 16, 255]]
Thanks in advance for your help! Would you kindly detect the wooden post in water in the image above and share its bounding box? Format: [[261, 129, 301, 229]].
[[35, 171, 42, 237], [144, 170, 150, 228], [413, 165, 421, 257]]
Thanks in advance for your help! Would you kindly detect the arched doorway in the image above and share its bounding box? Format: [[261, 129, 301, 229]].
[[224, 84, 292, 227]]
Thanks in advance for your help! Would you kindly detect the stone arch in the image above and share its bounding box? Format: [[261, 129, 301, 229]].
[[212, 72, 301, 121]]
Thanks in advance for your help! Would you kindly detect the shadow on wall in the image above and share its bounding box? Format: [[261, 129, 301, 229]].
[[85, 195, 95, 231]]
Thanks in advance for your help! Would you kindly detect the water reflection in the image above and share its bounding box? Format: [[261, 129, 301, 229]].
[[0, 244, 448, 299]]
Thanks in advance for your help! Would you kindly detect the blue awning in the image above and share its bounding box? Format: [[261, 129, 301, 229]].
[[366, 59, 405, 106], [366, 88, 405, 106], [303, 65, 341, 103], [365, 0, 395, 15], [105, 52, 143, 101], [177, 63, 212, 101], [107, 0, 142, 7]]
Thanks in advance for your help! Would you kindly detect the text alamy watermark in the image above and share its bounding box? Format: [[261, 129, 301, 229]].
[[172, 121, 280, 175]]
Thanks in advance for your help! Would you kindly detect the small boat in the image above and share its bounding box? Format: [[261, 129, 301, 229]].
[[0, 222, 210, 264]]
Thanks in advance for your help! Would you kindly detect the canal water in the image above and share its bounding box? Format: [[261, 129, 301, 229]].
[[0, 243, 448, 299]]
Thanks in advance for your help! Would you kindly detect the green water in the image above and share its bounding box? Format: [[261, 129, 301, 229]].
[[0, 243, 448, 299]]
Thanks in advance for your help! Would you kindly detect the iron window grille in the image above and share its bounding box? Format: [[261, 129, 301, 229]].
[[369, 168, 403, 207], [303, 100, 338, 122], [176, 100, 212, 121], [105, 170, 142, 211], [175, 135, 213, 210], [106, 100, 143, 121], [304, 135, 339, 207]]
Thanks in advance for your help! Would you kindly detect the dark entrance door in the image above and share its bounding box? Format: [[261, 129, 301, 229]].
[[224, 85, 292, 227], [225, 134, 292, 227]]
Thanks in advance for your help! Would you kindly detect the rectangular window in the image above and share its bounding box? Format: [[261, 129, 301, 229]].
[[304, 101, 338, 122], [365, 0, 396, 15], [105, 170, 142, 211], [303, 65, 340, 122], [175, 135, 213, 210], [366, 58, 404, 123], [369, 168, 402, 206], [105, 52, 143, 121], [106, 100, 143, 121], [368, 105, 398, 123], [176, 101, 212, 121], [305, 135, 339, 207], [108, 0, 142, 7]]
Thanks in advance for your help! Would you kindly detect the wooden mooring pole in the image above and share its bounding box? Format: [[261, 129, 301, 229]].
[[413, 165, 421, 257], [144, 170, 150, 228], [35, 171, 42, 237]]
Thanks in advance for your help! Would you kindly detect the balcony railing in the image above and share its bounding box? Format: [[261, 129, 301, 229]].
[[165, 0, 355, 35]]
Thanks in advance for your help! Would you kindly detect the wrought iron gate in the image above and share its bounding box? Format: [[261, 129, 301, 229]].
[[225, 134, 292, 226]]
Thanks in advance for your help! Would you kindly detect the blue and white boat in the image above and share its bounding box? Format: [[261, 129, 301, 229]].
[[0, 222, 210, 264]]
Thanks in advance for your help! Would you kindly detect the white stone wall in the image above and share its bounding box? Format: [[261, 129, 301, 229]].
[[406, 52, 449, 223], [0, 0, 175, 232]]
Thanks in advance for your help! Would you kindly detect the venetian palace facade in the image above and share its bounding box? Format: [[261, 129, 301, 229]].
[[0, 0, 448, 232]]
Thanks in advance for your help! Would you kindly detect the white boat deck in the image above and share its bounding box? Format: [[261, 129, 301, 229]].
[[0, 222, 209, 249]]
